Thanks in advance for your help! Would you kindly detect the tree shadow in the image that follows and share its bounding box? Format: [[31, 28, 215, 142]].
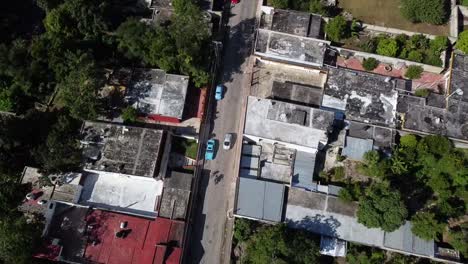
[[286, 214, 341, 253], [220, 17, 257, 83]]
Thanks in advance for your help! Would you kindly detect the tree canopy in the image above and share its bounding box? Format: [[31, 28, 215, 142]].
[[357, 182, 408, 232], [325, 16, 348, 42], [410, 212, 445, 240], [456, 30, 468, 54]]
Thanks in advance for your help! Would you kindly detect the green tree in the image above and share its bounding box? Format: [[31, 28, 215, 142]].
[[411, 212, 445, 240], [447, 223, 468, 256], [456, 30, 468, 54], [270, 0, 289, 9], [362, 58, 379, 71], [401, 0, 449, 25], [399, 134, 419, 149], [0, 177, 29, 217], [309, 0, 328, 16], [115, 18, 153, 61], [34, 114, 82, 173], [376, 38, 398, 57], [357, 183, 408, 232], [407, 50, 423, 62], [0, 216, 43, 264], [404, 65, 423, 79], [430, 36, 449, 53], [346, 246, 385, 264], [121, 106, 138, 123], [233, 218, 255, 243], [358, 150, 387, 178], [325, 16, 348, 42]]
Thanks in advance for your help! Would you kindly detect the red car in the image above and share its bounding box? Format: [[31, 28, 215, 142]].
[[229, 0, 239, 4]]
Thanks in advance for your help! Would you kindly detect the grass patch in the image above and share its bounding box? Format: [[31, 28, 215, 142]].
[[172, 137, 198, 160], [338, 0, 448, 35]]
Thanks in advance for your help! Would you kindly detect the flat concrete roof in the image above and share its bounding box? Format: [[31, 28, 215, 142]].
[[81, 121, 164, 178], [398, 94, 468, 141], [79, 171, 163, 217], [255, 29, 329, 67], [271, 81, 323, 106], [159, 171, 192, 220], [270, 9, 322, 38], [347, 121, 395, 149], [257, 142, 294, 184], [450, 53, 468, 103], [323, 67, 400, 127], [235, 177, 285, 222], [126, 68, 189, 119], [244, 96, 334, 151]]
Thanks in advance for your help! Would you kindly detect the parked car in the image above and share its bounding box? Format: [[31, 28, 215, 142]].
[[223, 133, 233, 150], [215, 85, 224, 101], [205, 139, 216, 160]]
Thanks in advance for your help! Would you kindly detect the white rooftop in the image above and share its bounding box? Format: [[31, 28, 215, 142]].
[[79, 170, 163, 217], [244, 96, 334, 152]]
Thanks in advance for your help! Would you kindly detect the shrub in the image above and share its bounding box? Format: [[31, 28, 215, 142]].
[[376, 38, 399, 57], [309, 0, 328, 16], [400, 134, 419, 148], [401, 0, 449, 25], [122, 106, 138, 123], [411, 212, 445, 240], [405, 65, 423, 79], [360, 38, 378, 53], [333, 166, 345, 180], [338, 188, 354, 203], [423, 51, 443, 67], [325, 16, 348, 42], [362, 58, 379, 71], [407, 50, 423, 62], [456, 30, 468, 54], [414, 88, 430, 97], [270, 0, 288, 9], [430, 36, 449, 53]]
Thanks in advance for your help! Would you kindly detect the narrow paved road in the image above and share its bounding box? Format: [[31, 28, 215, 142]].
[[189, 1, 257, 263]]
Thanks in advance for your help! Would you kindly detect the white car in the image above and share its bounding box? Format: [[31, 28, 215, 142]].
[[223, 133, 233, 150]]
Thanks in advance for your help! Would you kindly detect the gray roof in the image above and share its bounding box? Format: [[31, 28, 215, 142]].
[[347, 121, 395, 149], [240, 156, 260, 170], [81, 121, 164, 178], [270, 9, 322, 38], [159, 171, 192, 220], [235, 177, 285, 222], [292, 151, 316, 191], [244, 96, 334, 151], [341, 136, 374, 161], [384, 221, 435, 257], [271, 81, 323, 106], [126, 68, 189, 119], [398, 94, 468, 141], [255, 29, 329, 67], [242, 144, 262, 157], [323, 67, 400, 127], [450, 53, 468, 103]]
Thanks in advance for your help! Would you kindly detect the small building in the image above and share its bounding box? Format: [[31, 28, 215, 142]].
[[255, 29, 330, 68], [323, 67, 403, 127], [341, 136, 374, 161], [244, 96, 334, 153], [235, 177, 285, 223], [159, 171, 193, 220], [268, 9, 323, 39], [126, 68, 189, 123], [81, 121, 169, 178]]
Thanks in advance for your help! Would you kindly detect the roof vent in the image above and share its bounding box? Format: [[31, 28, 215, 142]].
[[120, 221, 128, 229]]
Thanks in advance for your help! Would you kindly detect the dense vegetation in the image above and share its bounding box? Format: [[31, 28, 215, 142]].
[[270, 0, 333, 16], [360, 34, 448, 67], [233, 219, 321, 264], [342, 134, 467, 255], [0, 0, 212, 262], [401, 0, 449, 25], [456, 30, 468, 54]]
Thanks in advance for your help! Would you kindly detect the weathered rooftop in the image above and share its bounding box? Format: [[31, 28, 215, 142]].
[[271, 81, 323, 106], [244, 96, 334, 152], [79, 171, 163, 217], [450, 52, 468, 103], [341, 136, 374, 161], [270, 9, 322, 38], [347, 121, 395, 149], [81, 121, 165, 178], [255, 29, 329, 68], [159, 171, 192, 220], [235, 177, 285, 222], [126, 68, 189, 120], [398, 94, 468, 141], [323, 67, 401, 127]]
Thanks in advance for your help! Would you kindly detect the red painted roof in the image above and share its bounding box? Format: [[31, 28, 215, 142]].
[[83, 210, 183, 264]]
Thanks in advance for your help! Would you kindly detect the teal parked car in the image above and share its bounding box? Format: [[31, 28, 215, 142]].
[[205, 139, 216, 160]]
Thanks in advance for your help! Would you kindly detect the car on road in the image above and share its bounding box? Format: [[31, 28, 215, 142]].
[[205, 139, 216, 160], [223, 133, 233, 150], [215, 85, 224, 101]]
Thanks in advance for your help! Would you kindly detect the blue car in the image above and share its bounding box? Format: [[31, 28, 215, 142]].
[[215, 85, 224, 101], [205, 139, 216, 160]]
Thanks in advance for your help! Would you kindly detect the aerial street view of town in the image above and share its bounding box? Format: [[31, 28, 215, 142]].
[[1, 0, 468, 263]]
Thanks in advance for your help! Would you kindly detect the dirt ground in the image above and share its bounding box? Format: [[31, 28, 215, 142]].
[[339, 0, 449, 36]]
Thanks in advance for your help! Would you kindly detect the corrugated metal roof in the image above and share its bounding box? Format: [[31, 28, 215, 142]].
[[384, 221, 435, 257], [240, 156, 260, 170], [242, 144, 261, 157], [341, 136, 374, 161], [235, 177, 285, 222], [292, 151, 316, 191]]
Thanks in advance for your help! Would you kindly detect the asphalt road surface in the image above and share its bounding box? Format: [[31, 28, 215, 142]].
[[188, 1, 258, 263]]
